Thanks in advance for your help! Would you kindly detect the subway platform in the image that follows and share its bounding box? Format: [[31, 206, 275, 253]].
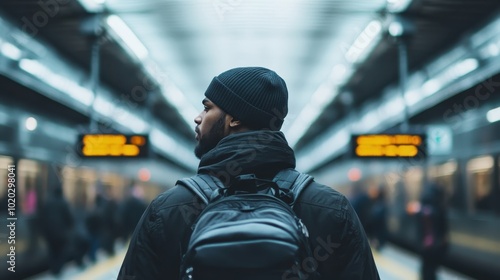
[[26, 244, 472, 280]]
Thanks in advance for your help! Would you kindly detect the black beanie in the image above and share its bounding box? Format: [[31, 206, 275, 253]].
[[204, 67, 288, 131]]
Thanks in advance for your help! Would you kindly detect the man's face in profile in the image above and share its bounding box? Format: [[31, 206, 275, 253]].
[[194, 98, 227, 159]]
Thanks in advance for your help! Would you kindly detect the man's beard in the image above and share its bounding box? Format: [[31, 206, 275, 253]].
[[194, 113, 226, 159]]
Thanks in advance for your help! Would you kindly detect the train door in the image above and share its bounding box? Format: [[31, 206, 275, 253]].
[[17, 159, 49, 254], [401, 166, 424, 241], [428, 160, 459, 209], [466, 155, 494, 215], [0, 155, 14, 214]]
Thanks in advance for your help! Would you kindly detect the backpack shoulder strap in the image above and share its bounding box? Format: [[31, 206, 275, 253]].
[[176, 174, 224, 205], [273, 169, 314, 204]]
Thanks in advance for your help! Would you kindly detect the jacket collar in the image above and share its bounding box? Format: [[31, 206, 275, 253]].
[[197, 130, 296, 186]]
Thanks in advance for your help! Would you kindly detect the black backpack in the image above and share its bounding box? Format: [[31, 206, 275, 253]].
[[177, 169, 318, 280]]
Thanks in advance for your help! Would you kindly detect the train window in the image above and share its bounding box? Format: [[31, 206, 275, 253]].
[[497, 156, 500, 216], [61, 166, 98, 208], [404, 166, 424, 202], [18, 159, 47, 216], [428, 160, 458, 208], [466, 155, 494, 214], [100, 172, 129, 201], [0, 156, 14, 214]]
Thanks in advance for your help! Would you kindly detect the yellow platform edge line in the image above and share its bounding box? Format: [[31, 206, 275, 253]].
[[450, 232, 500, 255], [372, 249, 419, 280], [71, 250, 126, 280], [71, 246, 432, 280]]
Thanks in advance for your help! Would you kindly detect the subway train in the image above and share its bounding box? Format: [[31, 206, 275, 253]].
[[312, 77, 500, 280], [0, 155, 165, 280], [0, 85, 191, 280]]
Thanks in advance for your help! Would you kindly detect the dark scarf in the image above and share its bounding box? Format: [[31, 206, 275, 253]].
[[198, 130, 296, 186]]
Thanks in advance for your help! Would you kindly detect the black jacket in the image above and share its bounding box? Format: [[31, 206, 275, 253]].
[[118, 131, 380, 279]]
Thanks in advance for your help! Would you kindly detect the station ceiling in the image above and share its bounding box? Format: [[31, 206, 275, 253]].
[[0, 0, 499, 169]]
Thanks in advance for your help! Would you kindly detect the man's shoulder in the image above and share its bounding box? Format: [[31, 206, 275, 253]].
[[151, 183, 200, 211], [299, 180, 349, 211]]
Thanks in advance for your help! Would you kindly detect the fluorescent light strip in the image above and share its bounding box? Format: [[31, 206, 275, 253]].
[[345, 20, 382, 64], [286, 64, 349, 147], [0, 110, 8, 124], [386, 0, 413, 13], [78, 0, 106, 12], [161, 82, 199, 127], [1, 42, 22, 60], [422, 58, 479, 97], [19, 59, 94, 106], [405, 89, 422, 106], [357, 110, 380, 131], [144, 60, 198, 127], [487, 107, 500, 123], [93, 96, 116, 118], [106, 15, 148, 61], [114, 109, 148, 133], [286, 85, 339, 147]]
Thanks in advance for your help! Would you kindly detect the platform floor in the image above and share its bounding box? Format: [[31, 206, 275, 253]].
[[27, 243, 473, 280]]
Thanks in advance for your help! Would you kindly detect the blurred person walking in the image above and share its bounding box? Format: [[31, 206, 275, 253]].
[[367, 185, 388, 250], [39, 185, 74, 275], [408, 182, 449, 280], [117, 183, 147, 241], [349, 182, 373, 235]]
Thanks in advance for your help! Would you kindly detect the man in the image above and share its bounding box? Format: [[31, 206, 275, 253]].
[[118, 67, 380, 279]]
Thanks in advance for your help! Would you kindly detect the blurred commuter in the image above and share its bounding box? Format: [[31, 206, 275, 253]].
[[117, 184, 147, 241], [395, 180, 410, 234], [85, 194, 105, 263], [408, 182, 449, 280], [101, 197, 119, 255], [83, 186, 121, 261], [119, 67, 379, 279], [349, 182, 372, 234], [71, 191, 91, 267], [22, 181, 39, 252], [367, 185, 388, 250], [39, 185, 74, 275], [85, 190, 121, 261]]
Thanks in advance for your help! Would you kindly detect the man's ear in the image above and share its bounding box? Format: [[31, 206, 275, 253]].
[[226, 114, 250, 134], [229, 117, 242, 128]]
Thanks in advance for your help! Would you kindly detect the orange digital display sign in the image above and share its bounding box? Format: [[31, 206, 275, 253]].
[[78, 134, 149, 158], [351, 134, 426, 158]]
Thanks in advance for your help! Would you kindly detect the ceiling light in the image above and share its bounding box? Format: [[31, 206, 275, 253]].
[[424, 58, 479, 96], [106, 15, 148, 61], [388, 21, 404, 37], [78, 0, 106, 12], [386, 0, 413, 13], [387, 14, 415, 38], [422, 79, 441, 97], [25, 117, 38, 131], [93, 96, 116, 118], [479, 43, 499, 59], [405, 89, 421, 106], [286, 85, 339, 147], [487, 107, 500, 123], [114, 109, 148, 133], [1, 42, 22, 60], [161, 81, 199, 127], [19, 59, 94, 106], [357, 110, 380, 131], [345, 20, 383, 64], [0, 111, 7, 124]]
